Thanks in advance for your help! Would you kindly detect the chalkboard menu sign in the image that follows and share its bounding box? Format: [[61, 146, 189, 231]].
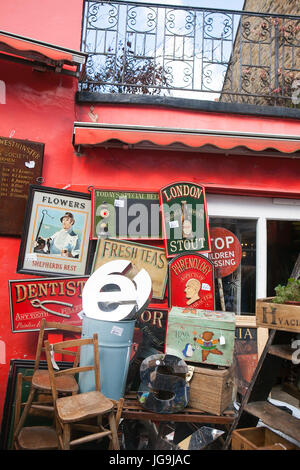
[[0, 137, 44, 235]]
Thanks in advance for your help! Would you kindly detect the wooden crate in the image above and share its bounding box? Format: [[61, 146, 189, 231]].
[[188, 364, 234, 415], [232, 427, 299, 450], [256, 298, 300, 333]]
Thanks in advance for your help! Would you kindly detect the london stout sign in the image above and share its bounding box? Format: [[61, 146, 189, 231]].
[[160, 182, 211, 258]]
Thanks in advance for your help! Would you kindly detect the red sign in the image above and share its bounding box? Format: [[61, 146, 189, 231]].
[[168, 253, 215, 310], [9, 276, 88, 332], [208, 227, 242, 278]]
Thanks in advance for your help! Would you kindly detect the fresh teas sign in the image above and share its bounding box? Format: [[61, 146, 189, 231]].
[[160, 182, 211, 258]]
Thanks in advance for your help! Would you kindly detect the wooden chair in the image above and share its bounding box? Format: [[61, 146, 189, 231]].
[[13, 372, 59, 450], [13, 319, 82, 445], [44, 333, 120, 450]]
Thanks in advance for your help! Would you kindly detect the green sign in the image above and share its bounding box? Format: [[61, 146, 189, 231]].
[[91, 188, 162, 240], [159, 182, 211, 258]]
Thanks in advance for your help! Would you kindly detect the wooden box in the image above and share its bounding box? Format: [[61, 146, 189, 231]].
[[188, 364, 234, 415], [165, 307, 235, 367], [232, 427, 299, 450], [256, 297, 300, 333]]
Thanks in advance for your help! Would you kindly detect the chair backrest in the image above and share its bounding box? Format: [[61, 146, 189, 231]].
[[34, 318, 82, 373], [44, 334, 100, 401]]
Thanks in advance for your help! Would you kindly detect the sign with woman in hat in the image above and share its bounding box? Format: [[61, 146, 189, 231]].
[[17, 185, 91, 277], [45, 211, 80, 257]]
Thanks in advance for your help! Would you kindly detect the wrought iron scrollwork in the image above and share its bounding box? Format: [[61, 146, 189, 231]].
[[79, 1, 300, 107]]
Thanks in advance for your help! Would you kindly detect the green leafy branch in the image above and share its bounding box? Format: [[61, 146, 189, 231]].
[[273, 278, 300, 304]]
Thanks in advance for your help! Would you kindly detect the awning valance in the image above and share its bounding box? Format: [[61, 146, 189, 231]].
[[0, 30, 87, 76], [72, 122, 300, 154]]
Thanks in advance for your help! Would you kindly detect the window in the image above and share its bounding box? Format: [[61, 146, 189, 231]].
[[209, 217, 256, 314], [206, 194, 300, 314], [267, 220, 300, 296]]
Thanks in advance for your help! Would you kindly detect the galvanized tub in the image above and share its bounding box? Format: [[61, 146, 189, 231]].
[[79, 316, 136, 400]]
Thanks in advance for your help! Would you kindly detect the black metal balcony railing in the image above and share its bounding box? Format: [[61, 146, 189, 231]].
[[79, 0, 300, 107]]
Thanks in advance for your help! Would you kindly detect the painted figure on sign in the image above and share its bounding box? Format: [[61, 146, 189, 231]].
[[184, 278, 201, 305], [35, 212, 80, 258], [182, 343, 195, 358], [193, 331, 223, 362]]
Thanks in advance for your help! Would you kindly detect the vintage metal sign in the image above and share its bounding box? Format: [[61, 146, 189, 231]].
[[136, 308, 168, 351], [168, 252, 215, 310], [92, 238, 168, 300], [91, 188, 161, 240], [0, 136, 44, 235], [159, 182, 211, 258], [17, 185, 91, 277], [234, 326, 258, 396], [9, 276, 88, 332], [208, 227, 242, 278]]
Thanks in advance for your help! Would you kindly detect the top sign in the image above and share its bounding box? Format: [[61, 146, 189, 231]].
[[208, 227, 242, 278], [159, 182, 211, 258]]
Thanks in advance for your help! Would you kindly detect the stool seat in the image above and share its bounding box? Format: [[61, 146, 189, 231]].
[[57, 390, 114, 423], [16, 426, 58, 450], [32, 369, 79, 393]]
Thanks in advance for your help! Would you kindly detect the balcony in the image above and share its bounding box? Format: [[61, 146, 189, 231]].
[[79, 1, 300, 109]]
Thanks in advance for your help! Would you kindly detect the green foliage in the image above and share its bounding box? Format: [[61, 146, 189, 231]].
[[273, 278, 300, 303]]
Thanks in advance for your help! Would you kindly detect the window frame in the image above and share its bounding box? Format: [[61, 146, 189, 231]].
[[206, 194, 300, 301]]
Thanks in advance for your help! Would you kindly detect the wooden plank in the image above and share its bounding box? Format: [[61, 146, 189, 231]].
[[257, 328, 269, 360], [268, 344, 294, 361], [235, 315, 256, 327], [256, 298, 300, 333], [282, 383, 300, 402], [244, 401, 300, 443], [119, 395, 235, 424]]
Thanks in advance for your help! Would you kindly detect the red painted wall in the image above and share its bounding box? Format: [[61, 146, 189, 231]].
[[0, 0, 83, 49], [0, 0, 84, 426], [1, 0, 300, 430]]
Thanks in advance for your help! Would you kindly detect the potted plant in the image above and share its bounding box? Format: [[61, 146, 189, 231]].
[[273, 278, 300, 305]]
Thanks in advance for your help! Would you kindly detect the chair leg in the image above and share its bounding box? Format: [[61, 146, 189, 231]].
[[108, 398, 124, 450], [108, 412, 119, 450], [12, 373, 23, 449], [13, 387, 36, 439], [62, 423, 71, 450]]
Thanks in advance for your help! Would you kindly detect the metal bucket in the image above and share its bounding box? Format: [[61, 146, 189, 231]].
[[79, 316, 136, 400]]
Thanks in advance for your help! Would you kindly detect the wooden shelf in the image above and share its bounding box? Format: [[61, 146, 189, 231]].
[[282, 382, 300, 402], [120, 393, 235, 425], [268, 344, 294, 361], [244, 401, 300, 443]]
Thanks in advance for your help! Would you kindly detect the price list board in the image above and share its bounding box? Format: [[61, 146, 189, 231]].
[[0, 137, 44, 235]]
